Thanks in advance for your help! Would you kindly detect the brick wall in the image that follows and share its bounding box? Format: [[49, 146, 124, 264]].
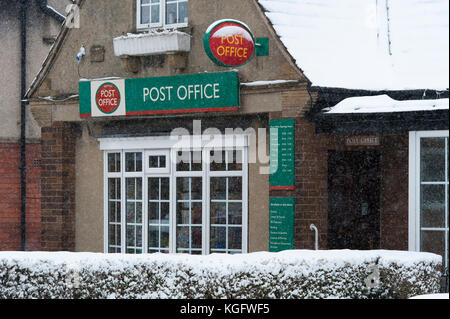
[[40, 122, 77, 251], [0, 143, 41, 251], [380, 133, 409, 250]]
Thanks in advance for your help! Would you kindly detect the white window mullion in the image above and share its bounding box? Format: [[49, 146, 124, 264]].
[[203, 149, 209, 255], [103, 151, 108, 253], [445, 137, 448, 267], [143, 170, 149, 254], [242, 147, 249, 254], [170, 149, 177, 254], [121, 151, 126, 254]]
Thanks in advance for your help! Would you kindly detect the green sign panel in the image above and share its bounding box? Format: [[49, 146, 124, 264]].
[[269, 119, 295, 190], [79, 72, 240, 117], [269, 197, 295, 252]]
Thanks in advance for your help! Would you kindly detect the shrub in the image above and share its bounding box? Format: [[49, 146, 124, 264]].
[[0, 250, 442, 299]]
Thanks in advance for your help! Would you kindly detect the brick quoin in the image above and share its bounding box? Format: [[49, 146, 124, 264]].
[[40, 122, 77, 251], [0, 143, 41, 251]]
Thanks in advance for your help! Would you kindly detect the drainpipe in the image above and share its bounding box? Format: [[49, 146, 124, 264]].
[[20, 0, 27, 251], [35, 0, 66, 24]]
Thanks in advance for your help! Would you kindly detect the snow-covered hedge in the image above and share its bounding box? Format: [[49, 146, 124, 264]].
[[0, 250, 442, 299]]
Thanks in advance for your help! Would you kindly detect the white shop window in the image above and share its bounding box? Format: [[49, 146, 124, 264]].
[[101, 136, 248, 255], [137, 0, 188, 30], [409, 130, 449, 268]]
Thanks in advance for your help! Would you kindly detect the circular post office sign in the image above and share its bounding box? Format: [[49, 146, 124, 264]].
[[204, 19, 256, 67], [96, 82, 121, 114]]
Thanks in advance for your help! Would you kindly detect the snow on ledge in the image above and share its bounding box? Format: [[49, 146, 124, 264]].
[[323, 95, 449, 114], [241, 80, 299, 87], [113, 31, 191, 57], [409, 293, 449, 299]]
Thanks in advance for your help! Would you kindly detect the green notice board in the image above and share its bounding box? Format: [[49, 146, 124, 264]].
[[269, 197, 295, 252], [269, 119, 295, 189]]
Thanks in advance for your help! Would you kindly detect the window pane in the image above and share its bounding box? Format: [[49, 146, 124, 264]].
[[228, 227, 242, 250], [161, 226, 169, 249], [108, 153, 121, 172], [148, 202, 158, 222], [211, 177, 226, 200], [191, 177, 202, 200], [228, 150, 243, 171], [151, 5, 160, 24], [177, 201, 190, 224], [148, 178, 159, 200], [228, 177, 242, 200], [108, 178, 120, 200], [127, 178, 135, 199], [126, 202, 135, 223], [159, 155, 166, 168], [149, 156, 159, 168], [211, 226, 226, 249], [177, 177, 190, 200], [210, 150, 226, 171], [179, 1, 188, 24], [126, 177, 143, 253], [421, 230, 445, 260], [420, 137, 446, 182], [176, 151, 190, 171], [211, 202, 226, 224], [161, 202, 170, 224], [192, 202, 202, 224], [191, 227, 202, 249], [192, 151, 202, 171], [228, 202, 242, 225], [166, 2, 177, 24], [420, 184, 445, 228], [161, 178, 169, 200], [149, 226, 159, 248], [140, 5, 150, 24], [125, 152, 142, 172], [177, 227, 190, 248]]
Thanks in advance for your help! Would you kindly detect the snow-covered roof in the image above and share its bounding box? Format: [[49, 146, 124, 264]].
[[323, 94, 449, 114], [258, 0, 449, 91]]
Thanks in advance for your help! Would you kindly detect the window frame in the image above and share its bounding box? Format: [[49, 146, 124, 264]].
[[101, 136, 249, 255], [409, 130, 449, 268], [136, 0, 189, 31]]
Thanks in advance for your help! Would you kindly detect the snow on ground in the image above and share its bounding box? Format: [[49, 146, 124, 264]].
[[258, 0, 449, 90], [323, 95, 449, 113], [409, 293, 449, 299]]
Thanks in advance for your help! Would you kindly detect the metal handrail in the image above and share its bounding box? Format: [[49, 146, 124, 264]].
[[310, 224, 319, 250]]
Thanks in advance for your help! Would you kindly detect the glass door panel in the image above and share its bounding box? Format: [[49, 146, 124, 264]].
[[176, 177, 203, 254], [210, 176, 243, 254], [125, 177, 143, 253], [148, 177, 170, 253]]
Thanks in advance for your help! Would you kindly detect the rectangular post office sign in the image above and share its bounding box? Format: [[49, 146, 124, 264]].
[[79, 72, 240, 117], [269, 197, 295, 252], [269, 119, 295, 190]]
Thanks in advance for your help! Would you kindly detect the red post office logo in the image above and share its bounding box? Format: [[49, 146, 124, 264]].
[[96, 83, 121, 114], [204, 20, 255, 67]]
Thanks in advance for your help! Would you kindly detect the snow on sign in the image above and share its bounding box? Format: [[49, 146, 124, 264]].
[[204, 19, 256, 67]]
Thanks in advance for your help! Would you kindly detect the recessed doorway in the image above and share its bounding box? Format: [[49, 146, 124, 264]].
[[328, 150, 381, 250]]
